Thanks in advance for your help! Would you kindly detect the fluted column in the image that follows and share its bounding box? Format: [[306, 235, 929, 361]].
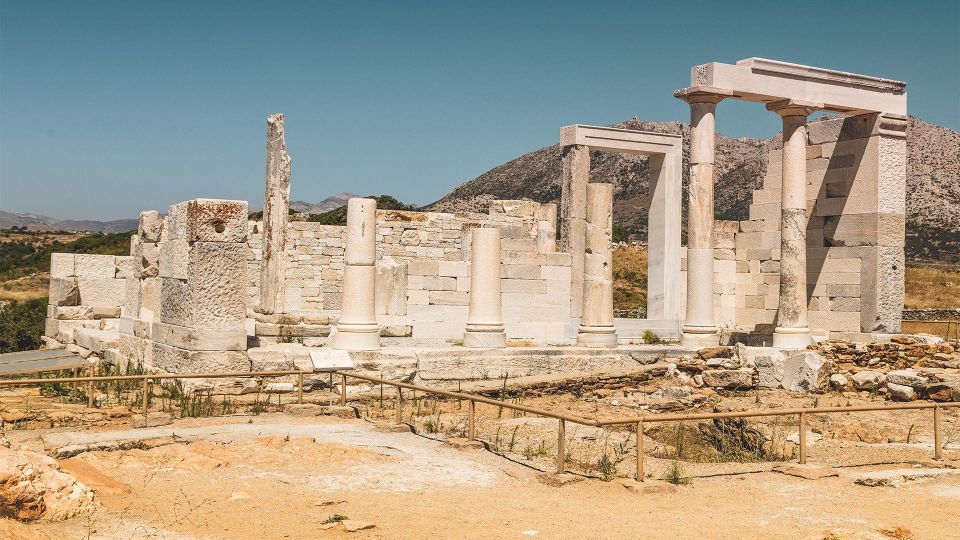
[[676, 90, 725, 346], [768, 100, 818, 348], [332, 198, 380, 351], [464, 228, 506, 348], [577, 183, 617, 347]]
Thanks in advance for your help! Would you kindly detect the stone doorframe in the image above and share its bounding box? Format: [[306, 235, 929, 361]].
[[559, 124, 683, 336]]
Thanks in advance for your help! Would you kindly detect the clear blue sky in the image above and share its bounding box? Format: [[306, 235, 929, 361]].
[[1, 0, 957, 220]]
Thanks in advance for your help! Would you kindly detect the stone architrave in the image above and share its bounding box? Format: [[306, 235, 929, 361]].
[[577, 183, 617, 347], [768, 100, 819, 348], [463, 228, 506, 348], [258, 113, 292, 314], [332, 198, 381, 351], [675, 89, 728, 346], [560, 144, 589, 318]]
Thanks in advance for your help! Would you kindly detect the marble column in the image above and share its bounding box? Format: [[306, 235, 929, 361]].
[[333, 198, 380, 351], [577, 183, 618, 347], [258, 113, 292, 314], [560, 144, 590, 318], [676, 91, 725, 346], [464, 228, 506, 348], [767, 100, 818, 349]]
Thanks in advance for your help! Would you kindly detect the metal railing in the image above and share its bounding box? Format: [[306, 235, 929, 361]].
[[0, 368, 957, 482], [901, 319, 960, 341], [335, 371, 960, 481]]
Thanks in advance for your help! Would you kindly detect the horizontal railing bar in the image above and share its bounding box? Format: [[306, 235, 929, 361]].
[[338, 370, 599, 426], [0, 370, 311, 385]]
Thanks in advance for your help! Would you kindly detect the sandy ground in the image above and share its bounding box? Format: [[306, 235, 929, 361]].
[[5, 413, 959, 540]]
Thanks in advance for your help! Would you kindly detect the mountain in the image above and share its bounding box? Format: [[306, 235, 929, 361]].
[[0, 211, 138, 233], [290, 193, 360, 214], [426, 116, 960, 264]]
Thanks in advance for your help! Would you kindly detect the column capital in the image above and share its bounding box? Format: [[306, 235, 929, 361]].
[[673, 86, 733, 105], [766, 99, 821, 118]]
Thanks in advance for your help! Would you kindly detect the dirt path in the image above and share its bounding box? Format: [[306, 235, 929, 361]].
[[14, 415, 960, 539]]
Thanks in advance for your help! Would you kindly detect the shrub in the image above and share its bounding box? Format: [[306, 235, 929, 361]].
[[0, 297, 47, 353], [665, 461, 691, 485], [642, 330, 661, 344]]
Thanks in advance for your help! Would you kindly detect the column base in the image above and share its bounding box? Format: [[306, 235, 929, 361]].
[[772, 326, 812, 349], [680, 326, 720, 347], [576, 325, 618, 348], [463, 324, 506, 348], [331, 323, 381, 351]]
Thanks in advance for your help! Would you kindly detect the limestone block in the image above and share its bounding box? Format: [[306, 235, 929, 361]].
[[150, 341, 249, 373], [167, 199, 248, 243], [50, 253, 75, 278], [501, 264, 541, 280], [738, 345, 786, 388], [139, 210, 164, 242], [782, 351, 832, 392], [159, 238, 189, 279], [429, 291, 469, 306], [408, 260, 439, 276], [886, 382, 916, 401], [375, 259, 408, 316], [140, 277, 161, 321], [152, 321, 246, 351], [544, 252, 572, 266], [51, 306, 121, 320], [77, 278, 125, 307], [132, 236, 159, 278], [851, 370, 885, 391], [48, 277, 79, 306], [124, 276, 140, 318], [501, 279, 547, 294], [159, 243, 246, 328], [807, 115, 877, 145], [438, 260, 469, 277], [75, 254, 116, 278], [115, 256, 135, 279]]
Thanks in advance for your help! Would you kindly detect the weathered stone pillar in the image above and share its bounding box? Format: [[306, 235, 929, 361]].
[[676, 90, 725, 346], [537, 203, 558, 253], [768, 100, 818, 349], [577, 183, 617, 347], [560, 144, 589, 318], [464, 228, 506, 348], [258, 113, 292, 314], [333, 198, 380, 351]]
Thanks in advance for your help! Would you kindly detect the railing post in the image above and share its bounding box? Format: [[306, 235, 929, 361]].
[[87, 365, 94, 409], [340, 373, 347, 406], [934, 405, 943, 460], [556, 418, 566, 474], [297, 373, 304, 404], [141, 377, 148, 414], [636, 420, 644, 482], [799, 412, 807, 465], [468, 399, 476, 440], [395, 386, 402, 424]]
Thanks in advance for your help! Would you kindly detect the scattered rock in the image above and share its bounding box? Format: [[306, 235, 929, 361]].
[[851, 371, 886, 391], [701, 369, 754, 389], [370, 421, 412, 433], [341, 520, 375, 532], [536, 472, 583, 487], [129, 412, 172, 429], [697, 347, 732, 360], [772, 463, 838, 480], [264, 382, 296, 393], [0, 446, 96, 521], [782, 352, 832, 392], [886, 382, 916, 401], [853, 467, 960, 487], [620, 478, 677, 494], [886, 369, 928, 389], [924, 383, 959, 402], [442, 438, 485, 450], [830, 374, 849, 391]]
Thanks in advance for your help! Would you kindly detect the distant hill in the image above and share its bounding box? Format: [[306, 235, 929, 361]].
[[0, 211, 138, 234], [426, 116, 960, 264], [290, 193, 360, 214]]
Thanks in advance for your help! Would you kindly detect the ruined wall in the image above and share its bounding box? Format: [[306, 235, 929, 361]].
[[43, 253, 130, 350]]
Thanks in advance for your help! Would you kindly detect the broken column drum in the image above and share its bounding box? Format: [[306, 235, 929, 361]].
[[577, 183, 618, 347], [463, 228, 506, 348], [332, 198, 381, 351]]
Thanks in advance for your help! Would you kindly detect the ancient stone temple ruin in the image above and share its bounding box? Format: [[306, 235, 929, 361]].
[[40, 58, 909, 385]]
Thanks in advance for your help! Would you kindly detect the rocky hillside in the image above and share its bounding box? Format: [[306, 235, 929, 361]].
[[427, 117, 960, 263]]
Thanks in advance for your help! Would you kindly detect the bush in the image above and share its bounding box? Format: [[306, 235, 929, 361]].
[[0, 298, 47, 353], [642, 330, 661, 344]]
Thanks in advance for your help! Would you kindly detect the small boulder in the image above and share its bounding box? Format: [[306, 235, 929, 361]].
[[829, 374, 849, 391], [697, 346, 732, 360], [771, 463, 838, 480], [887, 382, 916, 401], [782, 352, 832, 392], [886, 369, 928, 388], [924, 383, 959, 402], [851, 370, 885, 391], [701, 369, 754, 390]]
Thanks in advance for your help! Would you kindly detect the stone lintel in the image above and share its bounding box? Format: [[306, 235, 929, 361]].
[[560, 124, 681, 155], [692, 58, 907, 115]]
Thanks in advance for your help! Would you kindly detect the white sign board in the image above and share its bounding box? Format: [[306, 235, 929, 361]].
[[308, 349, 354, 372]]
